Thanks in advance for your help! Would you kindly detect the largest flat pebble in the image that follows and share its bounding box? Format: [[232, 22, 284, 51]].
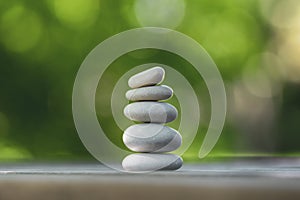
[[128, 66, 165, 88], [123, 124, 182, 152], [124, 102, 178, 123], [122, 153, 183, 172]]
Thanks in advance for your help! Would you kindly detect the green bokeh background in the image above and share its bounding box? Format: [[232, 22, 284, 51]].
[[0, 0, 299, 162]]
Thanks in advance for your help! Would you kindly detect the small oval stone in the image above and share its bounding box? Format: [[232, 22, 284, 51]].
[[128, 66, 165, 88], [126, 85, 173, 101], [122, 153, 183, 171], [123, 124, 182, 152], [124, 102, 178, 123]]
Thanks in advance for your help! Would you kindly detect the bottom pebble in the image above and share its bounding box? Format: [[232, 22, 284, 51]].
[[122, 153, 183, 172]]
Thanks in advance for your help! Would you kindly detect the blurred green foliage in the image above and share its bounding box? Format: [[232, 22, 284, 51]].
[[0, 0, 299, 162]]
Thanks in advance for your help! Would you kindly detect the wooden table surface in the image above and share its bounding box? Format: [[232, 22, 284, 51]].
[[0, 158, 300, 200]]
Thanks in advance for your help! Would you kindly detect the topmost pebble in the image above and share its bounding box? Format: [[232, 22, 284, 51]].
[[128, 66, 165, 88]]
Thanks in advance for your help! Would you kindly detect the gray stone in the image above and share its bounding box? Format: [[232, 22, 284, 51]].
[[124, 102, 178, 123], [126, 85, 173, 101], [128, 66, 165, 88], [122, 153, 183, 171], [123, 124, 182, 152]]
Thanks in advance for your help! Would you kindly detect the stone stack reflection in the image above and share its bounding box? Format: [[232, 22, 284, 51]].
[[122, 66, 183, 171]]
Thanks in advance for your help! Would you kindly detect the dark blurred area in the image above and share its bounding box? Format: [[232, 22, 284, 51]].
[[0, 0, 299, 161]]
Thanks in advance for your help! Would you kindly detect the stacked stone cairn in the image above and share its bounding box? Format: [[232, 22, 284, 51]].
[[122, 66, 183, 171]]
